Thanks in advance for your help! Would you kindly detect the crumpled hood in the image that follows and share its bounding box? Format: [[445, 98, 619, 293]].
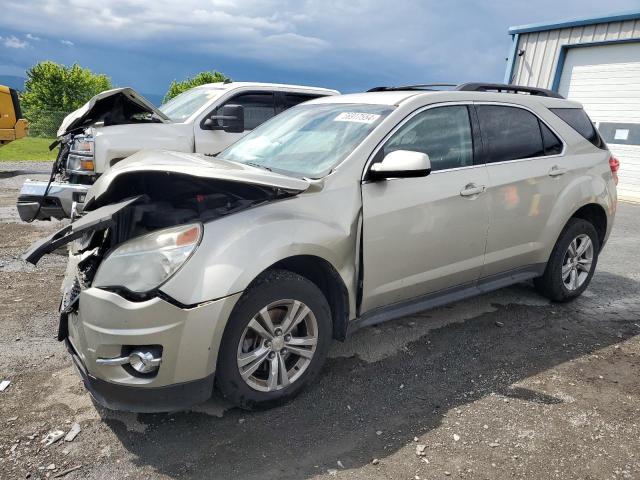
[[84, 149, 310, 209], [57, 87, 170, 137]]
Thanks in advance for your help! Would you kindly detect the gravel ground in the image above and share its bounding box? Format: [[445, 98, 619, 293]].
[[0, 161, 639, 480]]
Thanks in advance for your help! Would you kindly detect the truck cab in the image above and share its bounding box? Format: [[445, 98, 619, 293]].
[[17, 82, 338, 221]]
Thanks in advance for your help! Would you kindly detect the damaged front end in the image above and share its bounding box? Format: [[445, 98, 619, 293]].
[[23, 150, 310, 411], [26, 150, 309, 323]]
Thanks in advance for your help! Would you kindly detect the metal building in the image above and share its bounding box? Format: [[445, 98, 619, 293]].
[[505, 10, 640, 201]]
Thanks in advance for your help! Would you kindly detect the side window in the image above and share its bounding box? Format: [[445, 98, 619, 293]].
[[281, 93, 321, 111], [550, 107, 605, 149], [476, 105, 545, 163], [540, 122, 563, 156], [382, 106, 473, 171], [215, 92, 275, 130]]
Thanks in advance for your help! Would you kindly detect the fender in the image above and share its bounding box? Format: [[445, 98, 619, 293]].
[[160, 185, 362, 309]]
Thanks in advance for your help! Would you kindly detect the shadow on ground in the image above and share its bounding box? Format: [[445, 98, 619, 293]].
[[102, 272, 639, 479]]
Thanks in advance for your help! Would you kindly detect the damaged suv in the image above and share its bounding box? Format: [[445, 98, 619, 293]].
[[17, 82, 338, 221], [26, 83, 617, 412]]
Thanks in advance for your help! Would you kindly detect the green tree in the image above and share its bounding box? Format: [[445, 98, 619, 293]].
[[21, 61, 113, 137], [163, 70, 229, 104]]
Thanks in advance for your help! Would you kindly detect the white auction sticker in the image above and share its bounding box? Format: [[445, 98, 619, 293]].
[[334, 112, 381, 124]]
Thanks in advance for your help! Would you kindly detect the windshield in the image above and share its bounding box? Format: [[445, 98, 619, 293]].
[[159, 87, 225, 122], [217, 104, 393, 178]]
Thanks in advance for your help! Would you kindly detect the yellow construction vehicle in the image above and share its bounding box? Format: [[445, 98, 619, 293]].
[[0, 85, 28, 146]]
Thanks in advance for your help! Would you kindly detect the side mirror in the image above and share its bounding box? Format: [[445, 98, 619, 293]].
[[369, 150, 431, 180], [203, 104, 245, 133]]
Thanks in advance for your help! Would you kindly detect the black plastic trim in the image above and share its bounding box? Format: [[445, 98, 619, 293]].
[[349, 264, 546, 334], [468, 104, 486, 165]]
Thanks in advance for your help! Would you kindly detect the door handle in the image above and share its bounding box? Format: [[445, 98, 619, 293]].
[[460, 183, 486, 197], [548, 166, 567, 177]]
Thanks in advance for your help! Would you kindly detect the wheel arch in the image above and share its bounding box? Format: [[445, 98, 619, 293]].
[[569, 203, 607, 247], [255, 255, 351, 341]]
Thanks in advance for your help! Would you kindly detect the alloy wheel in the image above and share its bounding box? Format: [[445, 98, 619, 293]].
[[561, 234, 593, 291], [237, 299, 318, 392]]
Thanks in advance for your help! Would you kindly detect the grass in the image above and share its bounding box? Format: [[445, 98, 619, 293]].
[[0, 137, 57, 161]]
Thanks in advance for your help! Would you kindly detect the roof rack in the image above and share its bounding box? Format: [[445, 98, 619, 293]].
[[367, 84, 457, 92], [366, 82, 563, 99], [455, 82, 563, 98]]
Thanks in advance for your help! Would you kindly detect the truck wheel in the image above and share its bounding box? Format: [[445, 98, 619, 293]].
[[216, 269, 332, 410], [534, 218, 599, 302]]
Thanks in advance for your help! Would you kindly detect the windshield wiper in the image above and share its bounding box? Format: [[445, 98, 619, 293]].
[[245, 162, 272, 172]]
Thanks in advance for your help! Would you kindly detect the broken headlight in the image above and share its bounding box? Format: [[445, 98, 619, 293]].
[[67, 135, 95, 174], [93, 223, 202, 293]]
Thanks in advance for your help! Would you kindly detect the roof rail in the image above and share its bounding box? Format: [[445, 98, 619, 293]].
[[455, 82, 564, 98], [366, 82, 564, 98], [366, 84, 457, 92]]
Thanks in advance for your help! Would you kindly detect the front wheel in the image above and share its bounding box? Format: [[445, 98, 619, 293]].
[[216, 270, 332, 410], [534, 218, 600, 302]]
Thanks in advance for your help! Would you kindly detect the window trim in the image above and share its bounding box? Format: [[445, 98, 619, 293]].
[[275, 91, 324, 113], [198, 90, 276, 132], [362, 101, 480, 182], [472, 101, 567, 166]]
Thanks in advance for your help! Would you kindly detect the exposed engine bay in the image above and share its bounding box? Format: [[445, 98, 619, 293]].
[[25, 173, 297, 306]]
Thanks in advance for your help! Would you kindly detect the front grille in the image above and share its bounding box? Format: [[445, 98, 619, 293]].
[[61, 276, 81, 312]]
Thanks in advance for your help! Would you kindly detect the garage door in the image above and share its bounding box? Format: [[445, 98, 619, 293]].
[[558, 41, 640, 201]]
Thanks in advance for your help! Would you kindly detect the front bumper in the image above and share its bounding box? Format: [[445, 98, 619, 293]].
[[65, 287, 241, 412], [17, 180, 90, 221], [67, 339, 215, 413]]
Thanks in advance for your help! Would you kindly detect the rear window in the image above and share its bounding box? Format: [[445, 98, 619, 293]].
[[550, 108, 605, 149]]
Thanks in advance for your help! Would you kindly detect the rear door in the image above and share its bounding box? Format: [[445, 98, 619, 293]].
[[361, 104, 490, 312], [475, 103, 567, 277], [194, 91, 276, 155]]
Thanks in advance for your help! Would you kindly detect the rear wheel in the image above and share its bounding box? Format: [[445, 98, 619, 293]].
[[216, 270, 332, 409], [534, 218, 599, 302]]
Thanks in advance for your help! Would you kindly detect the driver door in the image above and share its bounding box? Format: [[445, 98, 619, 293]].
[[361, 104, 490, 312], [194, 92, 276, 155]]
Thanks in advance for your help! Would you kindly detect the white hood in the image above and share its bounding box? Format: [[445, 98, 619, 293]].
[[84, 149, 310, 209], [57, 88, 170, 137]]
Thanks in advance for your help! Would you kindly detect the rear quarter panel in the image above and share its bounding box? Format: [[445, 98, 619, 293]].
[[533, 106, 616, 263]]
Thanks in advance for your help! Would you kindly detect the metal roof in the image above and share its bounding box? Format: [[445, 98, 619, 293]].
[[508, 9, 640, 35]]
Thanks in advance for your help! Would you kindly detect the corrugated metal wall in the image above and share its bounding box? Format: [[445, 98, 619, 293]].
[[510, 19, 640, 89]]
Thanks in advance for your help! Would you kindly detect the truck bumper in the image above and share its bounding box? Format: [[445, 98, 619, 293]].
[[17, 180, 89, 221]]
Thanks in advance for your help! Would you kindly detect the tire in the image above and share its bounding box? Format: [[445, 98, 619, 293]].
[[216, 269, 332, 410], [534, 218, 600, 302]]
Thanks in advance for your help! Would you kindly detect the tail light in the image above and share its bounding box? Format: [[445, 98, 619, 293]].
[[609, 155, 620, 185]]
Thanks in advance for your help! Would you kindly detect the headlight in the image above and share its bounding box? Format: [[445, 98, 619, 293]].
[[71, 136, 94, 154], [67, 135, 95, 174], [93, 223, 202, 293]]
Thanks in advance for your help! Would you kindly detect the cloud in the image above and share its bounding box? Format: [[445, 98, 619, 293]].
[[2, 35, 28, 49], [60, 39, 74, 46], [1, 0, 639, 89], [25, 33, 40, 41]]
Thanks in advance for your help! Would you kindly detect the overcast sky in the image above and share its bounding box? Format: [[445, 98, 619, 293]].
[[1, 0, 638, 100]]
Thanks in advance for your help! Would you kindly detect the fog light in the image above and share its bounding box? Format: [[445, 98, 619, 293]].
[[129, 349, 161, 374]]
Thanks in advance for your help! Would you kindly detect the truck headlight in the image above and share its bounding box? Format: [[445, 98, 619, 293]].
[[93, 223, 202, 293], [67, 135, 95, 174]]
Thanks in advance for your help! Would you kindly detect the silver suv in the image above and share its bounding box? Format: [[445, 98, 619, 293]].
[[26, 83, 618, 412]]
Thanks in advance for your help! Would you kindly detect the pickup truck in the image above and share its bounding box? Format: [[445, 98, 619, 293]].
[[16, 81, 338, 221]]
